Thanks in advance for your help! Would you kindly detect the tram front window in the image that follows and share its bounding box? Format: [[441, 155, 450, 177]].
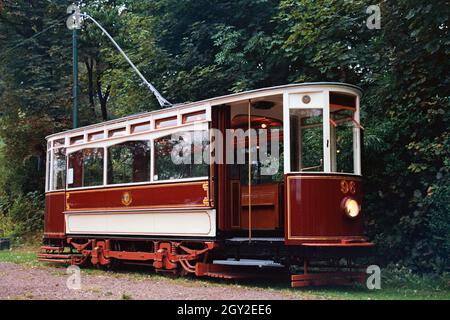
[[290, 108, 324, 172], [330, 107, 356, 173]]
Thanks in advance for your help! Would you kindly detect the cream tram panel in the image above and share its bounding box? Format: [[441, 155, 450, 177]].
[[288, 91, 325, 109], [65, 209, 216, 237]]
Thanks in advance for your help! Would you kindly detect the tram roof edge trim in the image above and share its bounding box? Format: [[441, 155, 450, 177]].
[[46, 82, 362, 140]]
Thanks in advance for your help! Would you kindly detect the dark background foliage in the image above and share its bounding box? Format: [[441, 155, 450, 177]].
[[0, 0, 448, 273]]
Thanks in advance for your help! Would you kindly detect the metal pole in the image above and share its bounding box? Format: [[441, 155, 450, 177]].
[[248, 100, 252, 242], [67, 3, 81, 128], [72, 28, 79, 128]]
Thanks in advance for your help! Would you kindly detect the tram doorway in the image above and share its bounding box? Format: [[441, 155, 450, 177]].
[[213, 95, 284, 236]]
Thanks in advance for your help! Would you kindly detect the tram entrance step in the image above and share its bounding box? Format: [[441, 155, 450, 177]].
[[40, 245, 65, 252], [212, 259, 284, 268], [195, 262, 288, 280], [226, 237, 285, 243]]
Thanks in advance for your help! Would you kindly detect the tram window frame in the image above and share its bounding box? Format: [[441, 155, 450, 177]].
[[67, 148, 105, 189], [107, 140, 151, 185], [153, 130, 209, 182], [330, 107, 357, 174], [289, 108, 325, 172], [46, 150, 51, 192], [51, 147, 67, 191], [286, 91, 361, 175], [46, 139, 67, 192], [329, 91, 360, 175], [182, 111, 206, 124]]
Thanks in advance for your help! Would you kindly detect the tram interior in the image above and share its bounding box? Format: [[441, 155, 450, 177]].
[[227, 94, 284, 234]]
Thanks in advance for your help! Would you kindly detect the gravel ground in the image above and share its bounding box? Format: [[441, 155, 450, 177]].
[[0, 262, 310, 300]]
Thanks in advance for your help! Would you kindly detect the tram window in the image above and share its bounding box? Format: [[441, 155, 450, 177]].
[[182, 111, 206, 124], [155, 116, 177, 129], [131, 122, 151, 134], [107, 141, 151, 184], [68, 148, 104, 188], [88, 131, 104, 141], [330, 108, 355, 173], [290, 109, 324, 172], [70, 135, 84, 145], [52, 148, 66, 190], [330, 91, 356, 109], [53, 139, 65, 148], [108, 128, 126, 138], [46, 150, 51, 191], [153, 131, 208, 181]]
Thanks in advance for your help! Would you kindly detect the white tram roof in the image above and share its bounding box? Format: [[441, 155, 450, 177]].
[[46, 82, 361, 142]]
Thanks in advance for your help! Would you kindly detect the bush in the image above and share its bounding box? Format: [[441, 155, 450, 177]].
[[421, 176, 450, 273], [0, 214, 14, 238], [382, 264, 449, 291], [0, 191, 44, 242]]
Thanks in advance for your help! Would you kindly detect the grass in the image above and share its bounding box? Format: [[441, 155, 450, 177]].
[[0, 246, 448, 300], [0, 246, 40, 267], [297, 282, 449, 300]]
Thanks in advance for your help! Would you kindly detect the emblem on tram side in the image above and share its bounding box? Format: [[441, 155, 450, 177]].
[[121, 192, 133, 206]]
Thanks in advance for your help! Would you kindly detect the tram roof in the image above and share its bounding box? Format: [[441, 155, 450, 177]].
[[46, 82, 362, 140]]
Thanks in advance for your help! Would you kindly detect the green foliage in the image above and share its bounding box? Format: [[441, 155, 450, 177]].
[[359, 0, 450, 274], [8, 191, 44, 238], [382, 264, 449, 292], [0, 191, 44, 241]]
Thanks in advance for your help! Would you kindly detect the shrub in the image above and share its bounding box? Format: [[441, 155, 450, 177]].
[[4, 191, 44, 241]]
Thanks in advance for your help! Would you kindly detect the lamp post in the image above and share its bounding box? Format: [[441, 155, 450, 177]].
[[67, 4, 82, 128]]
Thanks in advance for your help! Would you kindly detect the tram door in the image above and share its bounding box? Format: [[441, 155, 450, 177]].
[[212, 103, 284, 234], [229, 116, 284, 232]]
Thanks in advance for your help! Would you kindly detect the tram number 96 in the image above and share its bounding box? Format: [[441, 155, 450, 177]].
[[340, 180, 356, 195], [221, 304, 272, 316]]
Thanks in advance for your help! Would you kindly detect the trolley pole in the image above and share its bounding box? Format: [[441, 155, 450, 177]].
[[65, 5, 171, 126], [67, 4, 82, 128]]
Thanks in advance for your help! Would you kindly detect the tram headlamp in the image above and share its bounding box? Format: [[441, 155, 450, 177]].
[[342, 197, 360, 219]]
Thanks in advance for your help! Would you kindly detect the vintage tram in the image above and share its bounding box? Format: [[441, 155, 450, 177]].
[[40, 82, 373, 286]]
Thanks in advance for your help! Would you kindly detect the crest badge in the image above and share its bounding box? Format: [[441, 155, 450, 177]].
[[121, 192, 132, 206]]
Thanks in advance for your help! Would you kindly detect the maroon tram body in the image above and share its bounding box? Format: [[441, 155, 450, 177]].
[[40, 83, 373, 286], [285, 174, 364, 245]]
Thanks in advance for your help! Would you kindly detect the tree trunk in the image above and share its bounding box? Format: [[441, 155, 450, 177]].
[[97, 79, 111, 121], [85, 57, 96, 117], [95, 59, 111, 121]]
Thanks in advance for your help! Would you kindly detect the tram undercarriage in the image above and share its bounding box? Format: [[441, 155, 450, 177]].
[[39, 235, 372, 287]]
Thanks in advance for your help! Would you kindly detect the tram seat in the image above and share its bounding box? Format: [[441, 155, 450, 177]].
[[240, 183, 281, 230]]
